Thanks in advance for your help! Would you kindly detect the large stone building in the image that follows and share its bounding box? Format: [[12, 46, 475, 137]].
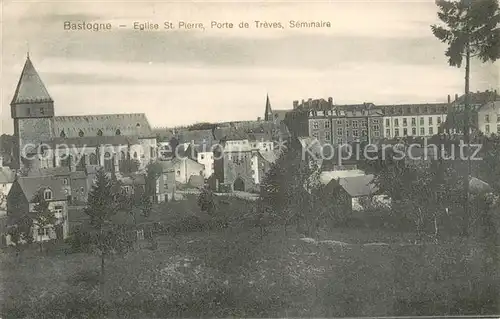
[[10, 56, 157, 173], [380, 102, 450, 138], [285, 98, 383, 145]]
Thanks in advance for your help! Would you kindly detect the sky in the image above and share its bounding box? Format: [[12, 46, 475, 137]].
[[1, 0, 499, 134]]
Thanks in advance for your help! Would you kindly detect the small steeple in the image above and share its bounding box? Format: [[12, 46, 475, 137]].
[[11, 55, 53, 105], [264, 94, 273, 121]]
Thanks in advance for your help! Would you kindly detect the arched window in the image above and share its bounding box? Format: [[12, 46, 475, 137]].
[[133, 151, 138, 159], [89, 153, 98, 165], [115, 129, 121, 136], [78, 130, 84, 137], [97, 129, 103, 136], [43, 189, 52, 200], [136, 123, 141, 127], [120, 151, 126, 160], [104, 152, 113, 172], [60, 130, 66, 138]]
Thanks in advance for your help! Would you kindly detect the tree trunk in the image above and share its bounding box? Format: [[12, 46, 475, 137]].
[[462, 43, 471, 237], [100, 227, 105, 280]]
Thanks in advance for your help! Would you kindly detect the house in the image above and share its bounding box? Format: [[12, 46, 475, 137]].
[[157, 160, 176, 202], [476, 100, 500, 136], [325, 174, 388, 212], [443, 90, 500, 135], [171, 157, 205, 185], [26, 166, 72, 201], [379, 102, 450, 138], [184, 141, 217, 178], [119, 173, 146, 199], [0, 158, 16, 215], [6, 176, 69, 244]]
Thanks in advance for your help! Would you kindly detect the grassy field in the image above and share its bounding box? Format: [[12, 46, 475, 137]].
[[2, 196, 499, 318], [2, 222, 499, 318]]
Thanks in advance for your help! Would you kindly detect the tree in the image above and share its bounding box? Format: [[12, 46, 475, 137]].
[[198, 185, 216, 216], [6, 214, 33, 254], [31, 190, 57, 253], [431, 0, 500, 235], [84, 168, 119, 278], [141, 193, 153, 218], [145, 162, 163, 202]]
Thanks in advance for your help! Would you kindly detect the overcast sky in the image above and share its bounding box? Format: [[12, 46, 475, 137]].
[[1, 0, 498, 134]]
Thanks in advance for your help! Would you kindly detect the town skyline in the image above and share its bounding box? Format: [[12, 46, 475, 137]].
[[1, 0, 499, 135]]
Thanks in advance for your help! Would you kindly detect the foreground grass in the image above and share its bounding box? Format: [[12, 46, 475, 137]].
[[1, 224, 499, 318]]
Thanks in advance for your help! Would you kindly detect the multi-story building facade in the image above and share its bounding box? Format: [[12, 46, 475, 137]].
[[476, 100, 500, 136], [333, 104, 383, 144], [285, 98, 383, 145], [379, 103, 450, 139], [443, 90, 500, 136]]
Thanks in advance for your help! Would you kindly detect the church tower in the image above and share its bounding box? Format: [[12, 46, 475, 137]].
[[10, 55, 55, 169], [264, 94, 273, 121]]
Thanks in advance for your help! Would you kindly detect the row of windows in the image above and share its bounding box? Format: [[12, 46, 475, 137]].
[[385, 105, 447, 115], [484, 114, 500, 123], [312, 119, 380, 129], [484, 124, 500, 134], [387, 116, 442, 127], [311, 130, 381, 140], [388, 127, 435, 137]]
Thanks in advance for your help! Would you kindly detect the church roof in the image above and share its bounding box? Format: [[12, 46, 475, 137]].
[[53, 113, 154, 138], [11, 56, 53, 105]]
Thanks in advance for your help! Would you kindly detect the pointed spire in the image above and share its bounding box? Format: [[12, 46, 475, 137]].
[[11, 56, 53, 105], [264, 94, 273, 121]]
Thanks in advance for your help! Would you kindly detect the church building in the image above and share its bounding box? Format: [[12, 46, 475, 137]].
[[10, 55, 158, 173]]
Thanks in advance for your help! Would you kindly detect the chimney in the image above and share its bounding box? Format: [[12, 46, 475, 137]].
[[257, 117, 261, 121], [455, 94, 458, 101], [328, 97, 333, 108], [293, 100, 299, 109], [447, 94, 451, 104], [301, 99, 305, 108], [308, 98, 313, 108]]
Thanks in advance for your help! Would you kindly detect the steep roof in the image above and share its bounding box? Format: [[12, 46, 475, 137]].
[[477, 100, 500, 112], [0, 168, 16, 184], [11, 56, 53, 105], [176, 129, 215, 144], [264, 94, 273, 121], [320, 169, 365, 185], [454, 91, 500, 107], [15, 176, 67, 202], [338, 174, 378, 197], [258, 149, 281, 164], [54, 113, 154, 138], [26, 166, 70, 177], [272, 109, 292, 123]]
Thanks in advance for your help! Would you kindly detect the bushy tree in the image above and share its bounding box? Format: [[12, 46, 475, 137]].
[[259, 142, 324, 236], [198, 185, 215, 216], [145, 162, 163, 201], [84, 168, 120, 278], [431, 0, 500, 235]]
